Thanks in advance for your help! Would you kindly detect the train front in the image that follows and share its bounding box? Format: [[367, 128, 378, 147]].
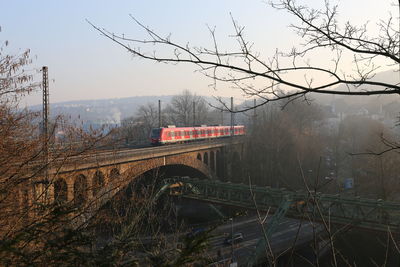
[[150, 128, 162, 145]]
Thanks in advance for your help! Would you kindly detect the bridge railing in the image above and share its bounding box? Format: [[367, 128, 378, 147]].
[[167, 178, 400, 232]]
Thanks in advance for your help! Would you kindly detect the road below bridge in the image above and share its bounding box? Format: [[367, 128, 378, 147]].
[[198, 215, 325, 266]]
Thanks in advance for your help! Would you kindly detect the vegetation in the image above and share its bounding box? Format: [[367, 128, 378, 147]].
[[3, 0, 400, 265], [0, 33, 212, 266], [90, 1, 400, 263]]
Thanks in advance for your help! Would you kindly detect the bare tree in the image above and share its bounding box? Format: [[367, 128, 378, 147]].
[[164, 90, 210, 126], [88, 3, 400, 264], [119, 92, 216, 144], [136, 102, 160, 129], [0, 41, 112, 262], [120, 102, 160, 144], [88, 1, 400, 155], [243, 99, 327, 188], [0, 29, 227, 266], [89, 0, 400, 108]]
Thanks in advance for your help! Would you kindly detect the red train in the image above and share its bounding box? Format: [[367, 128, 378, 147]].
[[150, 125, 245, 145]]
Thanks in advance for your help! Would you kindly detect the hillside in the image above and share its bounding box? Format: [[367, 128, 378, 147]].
[[29, 95, 234, 125]]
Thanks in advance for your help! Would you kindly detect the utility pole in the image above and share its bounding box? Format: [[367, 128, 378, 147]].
[[230, 97, 234, 137], [35, 66, 49, 205], [253, 99, 256, 119], [230, 217, 234, 262], [158, 100, 162, 128], [42, 66, 49, 182], [253, 99, 257, 130], [42, 66, 49, 141], [193, 101, 196, 126]]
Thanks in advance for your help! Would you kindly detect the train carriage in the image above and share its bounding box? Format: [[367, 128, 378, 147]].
[[150, 125, 245, 145]]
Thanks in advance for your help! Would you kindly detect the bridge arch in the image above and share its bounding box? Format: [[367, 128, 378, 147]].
[[54, 178, 68, 203], [61, 150, 217, 210], [120, 153, 213, 181], [89, 158, 213, 220], [197, 153, 202, 161], [210, 151, 215, 171], [55, 147, 233, 227], [74, 174, 88, 206], [92, 170, 105, 196], [96, 151, 216, 204], [203, 152, 209, 166]]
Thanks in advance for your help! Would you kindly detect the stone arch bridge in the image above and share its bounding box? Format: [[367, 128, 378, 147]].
[[23, 139, 243, 217]]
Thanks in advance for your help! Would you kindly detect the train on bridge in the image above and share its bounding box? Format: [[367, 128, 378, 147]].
[[150, 125, 245, 145]]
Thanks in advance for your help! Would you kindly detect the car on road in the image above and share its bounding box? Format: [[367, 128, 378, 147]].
[[224, 233, 244, 245], [186, 227, 206, 239]]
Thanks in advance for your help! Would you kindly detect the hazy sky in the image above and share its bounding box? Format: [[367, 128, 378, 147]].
[[1, 0, 394, 106]]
